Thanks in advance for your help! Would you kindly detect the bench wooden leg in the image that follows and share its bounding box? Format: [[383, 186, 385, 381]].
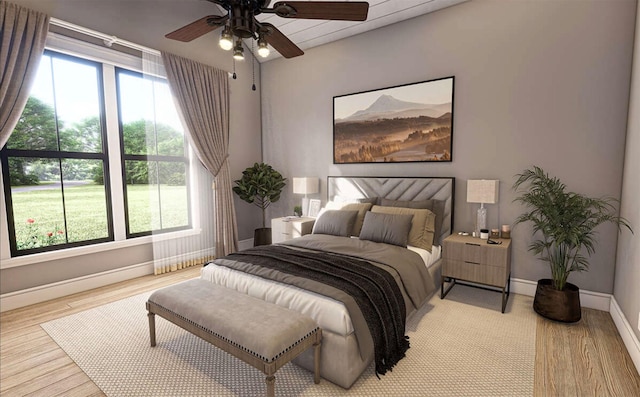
[[265, 375, 275, 397], [313, 340, 321, 384], [147, 312, 156, 347]]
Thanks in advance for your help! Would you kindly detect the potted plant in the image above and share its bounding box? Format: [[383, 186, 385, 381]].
[[513, 166, 632, 322], [293, 205, 303, 217], [233, 162, 287, 246]]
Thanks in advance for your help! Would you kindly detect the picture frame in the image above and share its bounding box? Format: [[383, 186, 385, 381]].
[[308, 199, 322, 218], [333, 76, 454, 164]]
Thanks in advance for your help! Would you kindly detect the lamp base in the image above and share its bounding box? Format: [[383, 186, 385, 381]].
[[476, 206, 487, 238], [301, 197, 310, 217]]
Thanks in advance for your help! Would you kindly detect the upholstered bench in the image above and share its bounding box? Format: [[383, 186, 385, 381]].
[[146, 278, 322, 397]]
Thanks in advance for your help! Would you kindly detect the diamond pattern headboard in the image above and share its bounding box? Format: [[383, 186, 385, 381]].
[[327, 177, 455, 244]]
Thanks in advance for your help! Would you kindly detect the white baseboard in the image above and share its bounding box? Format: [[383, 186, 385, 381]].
[[510, 278, 611, 311], [0, 247, 216, 313], [0, 262, 153, 312], [0, 241, 251, 313], [510, 278, 538, 296], [610, 297, 640, 375]]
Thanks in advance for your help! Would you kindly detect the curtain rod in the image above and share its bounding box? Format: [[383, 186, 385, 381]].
[[49, 17, 233, 77], [50, 17, 161, 56]]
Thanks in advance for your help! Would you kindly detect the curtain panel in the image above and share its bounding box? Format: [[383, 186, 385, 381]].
[[0, 1, 49, 148], [161, 52, 238, 258]]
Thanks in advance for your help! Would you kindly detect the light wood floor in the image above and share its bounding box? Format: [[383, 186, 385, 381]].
[[1, 266, 639, 396]]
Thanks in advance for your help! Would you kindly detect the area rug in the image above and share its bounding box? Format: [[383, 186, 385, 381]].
[[42, 285, 536, 396]]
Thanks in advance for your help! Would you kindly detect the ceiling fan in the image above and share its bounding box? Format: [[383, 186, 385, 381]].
[[165, 1, 370, 59]]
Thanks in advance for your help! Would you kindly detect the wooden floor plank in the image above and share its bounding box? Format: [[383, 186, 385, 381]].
[[1, 337, 60, 372], [0, 325, 48, 350], [1, 363, 84, 396], [0, 334, 58, 360], [53, 381, 106, 397], [23, 371, 94, 397], [0, 355, 74, 392], [1, 266, 639, 396], [586, 309, 640, 396], [0, 330, 51, 356], [566, 311, 607, 396], [533, 308, 640, 397], [533, 316, 548, 397], [547, 318, 578, 396], [1, 348, 69, 381]]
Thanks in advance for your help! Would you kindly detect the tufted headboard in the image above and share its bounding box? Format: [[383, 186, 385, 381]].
[[327, 176, 455, 245]]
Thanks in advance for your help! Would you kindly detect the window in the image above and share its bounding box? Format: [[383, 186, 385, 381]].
[[116, 69, 191, 236], [1, 49, 193, 257], [1, 51, 112, 255]]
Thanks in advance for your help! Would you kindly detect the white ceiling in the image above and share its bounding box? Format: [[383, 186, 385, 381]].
[[205, 0, 468, 62]]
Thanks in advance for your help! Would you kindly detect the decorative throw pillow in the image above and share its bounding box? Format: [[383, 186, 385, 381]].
[[312, 210, 359, 237], [359, 212, 414, 247], [379, 198, 446, 245], [371, 205, 436, 252], [324, 201, 373, 236]]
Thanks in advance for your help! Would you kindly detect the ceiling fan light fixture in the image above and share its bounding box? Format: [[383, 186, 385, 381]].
[[166, 1, 371, 88], [219, 26, 233, 51], [233, 40, 245, 60], [257, 37, 270, 58]]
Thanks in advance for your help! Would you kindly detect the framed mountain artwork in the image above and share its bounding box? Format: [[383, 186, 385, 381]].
[[333, 76, 454, 164]]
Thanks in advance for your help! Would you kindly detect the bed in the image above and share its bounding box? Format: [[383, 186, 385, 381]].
[[201, 176, 455, 388]]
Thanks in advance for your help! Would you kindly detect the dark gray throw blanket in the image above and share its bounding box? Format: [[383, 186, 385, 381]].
[[223, 245, 409, 376]]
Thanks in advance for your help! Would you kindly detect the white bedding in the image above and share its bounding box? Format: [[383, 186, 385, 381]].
[[200, 244, 440, 337]]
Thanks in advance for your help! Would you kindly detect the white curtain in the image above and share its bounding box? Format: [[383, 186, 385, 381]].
[[0, 1, 49, 147], [160, 51, 239, 259], [138, 52, 217, 274]]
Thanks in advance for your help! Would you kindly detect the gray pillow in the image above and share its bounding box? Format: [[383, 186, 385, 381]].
[[312, 210, 359, 237], [359, 212, 414, 247], [379, 198, 446, 245]]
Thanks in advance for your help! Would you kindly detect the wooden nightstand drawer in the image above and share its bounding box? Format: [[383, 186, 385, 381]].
[[441, 233, 512, 313], [443, 240, 509, 268], [444, 259, 508, 287]]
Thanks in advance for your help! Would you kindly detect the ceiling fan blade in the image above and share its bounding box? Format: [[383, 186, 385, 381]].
[[260, 23, 304, 58], [270, 1, 369, 21], [165, 15, 228, 42]]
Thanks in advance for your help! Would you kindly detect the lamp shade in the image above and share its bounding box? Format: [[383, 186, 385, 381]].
[[293, 177, 319, 195], [467, 180, 499, 204]]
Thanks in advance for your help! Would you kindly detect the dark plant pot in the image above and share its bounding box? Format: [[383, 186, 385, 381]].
[[253, 228, 272, 246], [533, 278, 581, 323]]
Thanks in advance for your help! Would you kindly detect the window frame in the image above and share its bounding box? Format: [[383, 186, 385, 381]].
[[0, 38, 201, 265], [115, 67, 193, 238], [0, 50, 115, 257]]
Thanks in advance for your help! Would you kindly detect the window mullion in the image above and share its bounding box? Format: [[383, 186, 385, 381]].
[[102, 64, 126, 241]]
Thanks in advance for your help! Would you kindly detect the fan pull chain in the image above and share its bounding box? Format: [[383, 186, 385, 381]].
[[251, 41, 256, 91], [232, 58, 237, 80]]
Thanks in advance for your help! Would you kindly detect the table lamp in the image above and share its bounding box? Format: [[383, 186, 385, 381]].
[[293, 177, 319, 216], [467, 180, 499, 238]]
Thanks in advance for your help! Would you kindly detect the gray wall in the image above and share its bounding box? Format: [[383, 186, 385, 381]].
[[615, 2, 640, 341], [261, 0, 637, 293], [0, 0, 263, 293]]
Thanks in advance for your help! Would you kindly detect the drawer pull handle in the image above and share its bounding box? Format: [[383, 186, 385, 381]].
[[465, 261, 481, 265], [465, 243, 480, 247]]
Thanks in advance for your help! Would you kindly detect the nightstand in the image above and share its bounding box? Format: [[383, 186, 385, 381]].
[[271, 217, 315, 244], [440, 234, 512, 313]]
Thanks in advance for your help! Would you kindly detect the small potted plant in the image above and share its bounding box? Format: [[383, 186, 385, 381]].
[[233, 162, 287, 246], [293, 205, 303, 217], [513, 166, 632, 322]]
